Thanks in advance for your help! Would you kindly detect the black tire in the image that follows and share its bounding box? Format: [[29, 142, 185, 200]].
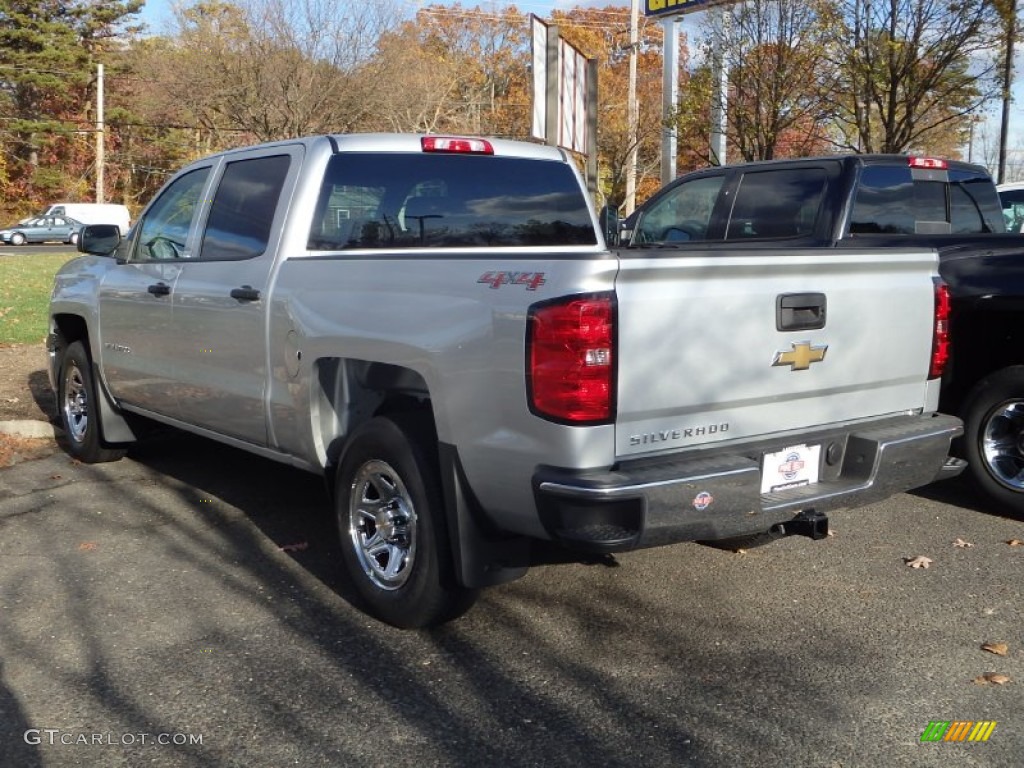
[[335, 414, 477, 628], [57, 341, 127, 463], [10, 232, 25, 246], [962, 366, 1024, 516]]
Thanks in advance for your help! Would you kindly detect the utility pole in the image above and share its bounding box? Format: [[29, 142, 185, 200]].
[[660, 18, 679, 185], [709, 8, 728, 165], [96, 63, 105, 204], [998, 0, 1016, 184], [624, 0, 640, 216]]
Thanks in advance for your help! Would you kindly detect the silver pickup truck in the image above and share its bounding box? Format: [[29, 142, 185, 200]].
[[49, 134, 963, 627]]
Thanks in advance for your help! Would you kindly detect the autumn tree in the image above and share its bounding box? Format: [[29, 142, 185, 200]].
[[133, 0, 400, 144], [700, 0, 834, 161], [0, 0, 142, 215], [823, 0, 1000, 154]]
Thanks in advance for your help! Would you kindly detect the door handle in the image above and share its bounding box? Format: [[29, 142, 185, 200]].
[[230, 285, 261, 302], [777, 292, 826, 331], [147, 282, 171, 296]]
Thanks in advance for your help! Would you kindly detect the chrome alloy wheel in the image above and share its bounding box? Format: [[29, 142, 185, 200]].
[[348, 459, 418, 590], [981, 400, 1024, 491], [62, 361, 89, 444]]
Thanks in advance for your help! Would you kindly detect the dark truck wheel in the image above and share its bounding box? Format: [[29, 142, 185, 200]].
[[58, 341, 127, 463], [962, 366, 1024, 516], [335, 414, 477, 628]]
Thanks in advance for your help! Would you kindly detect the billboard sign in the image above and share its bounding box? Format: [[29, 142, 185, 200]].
[[645, 0, 718, 17]]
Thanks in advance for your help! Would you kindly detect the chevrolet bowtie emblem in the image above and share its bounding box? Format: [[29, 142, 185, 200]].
[[772, 341, 828, 371]]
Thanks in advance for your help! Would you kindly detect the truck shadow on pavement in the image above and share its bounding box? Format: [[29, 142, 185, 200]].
[[0, 660, 42, 767], [0, 431, 917, 767], [911, 473, 1024, 521]]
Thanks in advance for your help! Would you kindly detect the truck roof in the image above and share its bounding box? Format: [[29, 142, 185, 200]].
[[693, 153, 990, 177], [204, 133, 568, 164]]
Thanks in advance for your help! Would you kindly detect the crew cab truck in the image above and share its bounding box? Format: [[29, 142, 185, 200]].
[[618, 154, 1024, 516], [49, 135, 962, 628]]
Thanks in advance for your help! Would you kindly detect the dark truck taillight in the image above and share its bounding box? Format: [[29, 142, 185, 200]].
[[527, 293, 616, 424], [930, 281, 951, 378]]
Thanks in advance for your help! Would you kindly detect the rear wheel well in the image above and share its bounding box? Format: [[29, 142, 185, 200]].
[[313, 358, 436, 474]]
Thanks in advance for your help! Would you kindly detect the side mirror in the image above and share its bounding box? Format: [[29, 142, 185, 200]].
[[598, 204, 620, 246], [78, 224, 121, 256]]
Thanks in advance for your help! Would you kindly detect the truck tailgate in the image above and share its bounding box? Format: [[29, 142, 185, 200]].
[[614, 248, 939, 459]]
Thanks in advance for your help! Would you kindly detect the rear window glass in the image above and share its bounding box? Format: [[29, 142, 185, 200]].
[[726, 168, 827, 239], [308, 154, 596, 250], [851, 166, 919, 234], [850, 165, 1005, 235]]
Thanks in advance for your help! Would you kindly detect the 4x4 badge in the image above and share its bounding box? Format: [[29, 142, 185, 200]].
[[772, 341, 827, 371]]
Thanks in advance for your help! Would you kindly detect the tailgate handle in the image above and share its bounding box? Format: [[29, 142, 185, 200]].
[[777, 293, 826, 331], [147, 282, 170, 297]]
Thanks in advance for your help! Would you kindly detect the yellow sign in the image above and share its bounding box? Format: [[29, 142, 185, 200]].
[[645, 0, 717, 17]]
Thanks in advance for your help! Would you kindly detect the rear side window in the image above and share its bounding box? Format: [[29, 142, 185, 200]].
[[308, 154, 596, 250], [200, 155, 291, 261], [950, 170, 1005, 234], [726, 168, 827, 240]]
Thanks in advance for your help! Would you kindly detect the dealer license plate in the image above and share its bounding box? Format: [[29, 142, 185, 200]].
[[760, 443, 821, 494]]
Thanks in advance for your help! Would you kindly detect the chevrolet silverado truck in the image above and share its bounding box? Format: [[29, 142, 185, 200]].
[[48, 136, 962, 628], [618, 154, 1024, 516]]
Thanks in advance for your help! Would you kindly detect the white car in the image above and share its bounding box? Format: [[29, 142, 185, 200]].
[[996, 181, 1024, 232]]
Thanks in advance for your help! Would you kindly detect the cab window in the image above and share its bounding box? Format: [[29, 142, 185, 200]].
[[199, 155, 291, 261], [633, 175, 724, 243], [133, 167, 211, 261], [725, 168, 827, 240]]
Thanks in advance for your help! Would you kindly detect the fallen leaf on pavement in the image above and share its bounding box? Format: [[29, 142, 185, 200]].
[[280, 541, 309, 553], [972, 673, 1012, 685], [1007, 539, 1023, 547], [78, 542, 97, 551], [982, 642, 1009, 656], [905, 555, 933, 568], [953, 538, 974, 548]]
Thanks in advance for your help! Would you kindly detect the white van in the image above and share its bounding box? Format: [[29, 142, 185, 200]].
[[40, 203, 131, 235]]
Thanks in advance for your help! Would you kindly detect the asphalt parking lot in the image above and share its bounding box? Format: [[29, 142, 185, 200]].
[[1, 431, 1022, 767]]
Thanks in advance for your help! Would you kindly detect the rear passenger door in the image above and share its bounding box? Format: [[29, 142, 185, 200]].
[[170, 145, 302, 445]]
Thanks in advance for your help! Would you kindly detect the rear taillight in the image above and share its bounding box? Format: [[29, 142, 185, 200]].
[[527, 294, 615, 424], [930, 281, 951, 378]]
